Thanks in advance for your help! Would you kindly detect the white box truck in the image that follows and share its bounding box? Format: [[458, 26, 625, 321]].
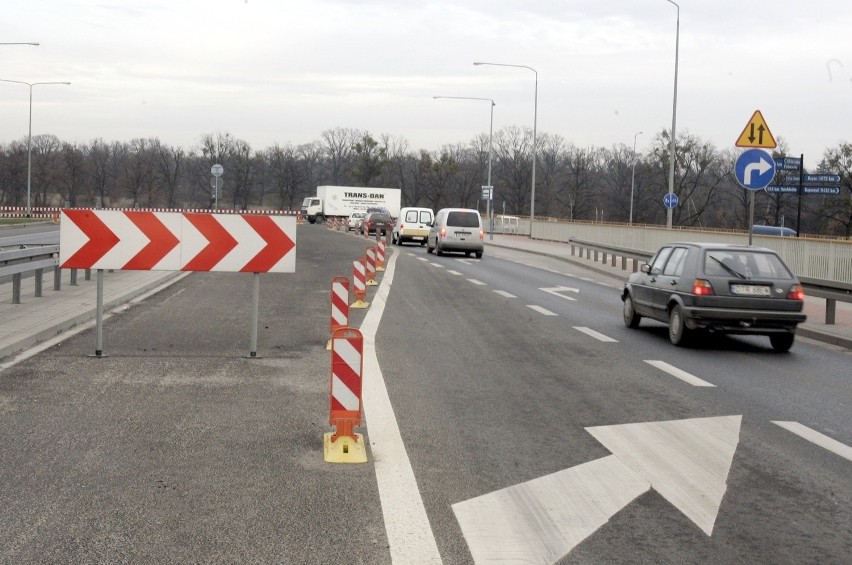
[[300, 186, 401, 224]]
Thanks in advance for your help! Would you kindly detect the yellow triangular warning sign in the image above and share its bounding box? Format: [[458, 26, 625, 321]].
[[735, 110, 777, 148]]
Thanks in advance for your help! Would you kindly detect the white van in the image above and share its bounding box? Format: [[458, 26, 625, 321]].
[[392, 206, 434, 246], [426, 208, 484, 258]]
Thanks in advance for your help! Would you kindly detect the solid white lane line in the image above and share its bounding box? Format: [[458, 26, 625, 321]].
[[468, 279, 487, 286], [527, 305, 557, 316], [493, 290, 516, 298], [644, 360, 716, 387], [446, 270, 463, 276], [359, 252, 442, 563], [573, 326, 618, 342], [772, 421, 852, 463]]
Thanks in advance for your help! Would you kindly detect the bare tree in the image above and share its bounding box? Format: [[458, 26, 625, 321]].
[[320, 127, 360, 185], [351, 132, 386, 187], [31, 134, 63, 207], [60, 141, 88, 207], [152, 140, 185, 208], [493, 126, 533, 215]]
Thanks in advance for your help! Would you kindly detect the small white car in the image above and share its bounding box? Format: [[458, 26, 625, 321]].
[[392, 207, 433, 246], [347, 212, 365, 232]]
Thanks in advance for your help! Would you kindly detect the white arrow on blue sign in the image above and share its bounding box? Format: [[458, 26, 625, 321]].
[[736, 149, 776, 190], [663, 193, 678, 208]]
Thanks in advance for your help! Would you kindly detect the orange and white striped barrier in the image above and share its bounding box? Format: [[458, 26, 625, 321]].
[[324, 327, 367, 463], [365, 246, 378, 286], [376, 239, 386, 272], [328, 277, 350, 350], [351, 257, 369, 309]]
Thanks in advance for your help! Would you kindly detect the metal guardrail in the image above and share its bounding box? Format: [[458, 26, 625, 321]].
[[0, 244, 61, 304], [568, 238, 850, 325]]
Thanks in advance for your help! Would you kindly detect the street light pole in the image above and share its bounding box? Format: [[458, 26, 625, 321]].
[[0, 42, 39, 46], [0, 79, 71, 216], [665, 0, 680, 229], [630, 131, 643, 225], [474, 61, 537, 234], [434, 95, 495, 238]]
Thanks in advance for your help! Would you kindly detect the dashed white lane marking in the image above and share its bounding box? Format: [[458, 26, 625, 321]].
[[772, 421, 852, 463], [429, 263, 444, 268], [468, 279, 487, 286], [455, 259, 476, 265], [644, 360, 716, 387], [446, 270, 463, 276], [493, 290, 516, 298], [417, 257, 429, 262], [527, 305, 557, 316], [573, 326, 618, 342]]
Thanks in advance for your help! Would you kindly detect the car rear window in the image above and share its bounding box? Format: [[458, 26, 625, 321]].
[[371, 213, 391, 222], [447, 211, 480, 227], [703, 250, 793, 279]]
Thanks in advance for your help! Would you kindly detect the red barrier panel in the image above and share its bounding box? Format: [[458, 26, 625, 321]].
[[351, 257, 369, 308], [324, 327, 367, 463], [328, 277, 350, 350]]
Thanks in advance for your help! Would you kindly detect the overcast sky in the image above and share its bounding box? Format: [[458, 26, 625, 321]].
[[1, 1, 849, 167]]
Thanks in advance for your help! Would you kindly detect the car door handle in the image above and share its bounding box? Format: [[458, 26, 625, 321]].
[[670, 279, 678, 285]]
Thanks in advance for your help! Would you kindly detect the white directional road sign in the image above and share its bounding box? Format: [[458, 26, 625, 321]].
[[736, 149, 776, 190], [454, 415, 742, 564]]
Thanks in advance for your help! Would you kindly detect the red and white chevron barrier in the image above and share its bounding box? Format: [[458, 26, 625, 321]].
[[324, 327, 367, 463], [351, 257, 368, 308], [59, 209, 296, 273], [365, 246, 377, 286], [376, 239, 386, 272], [328, 277, 350, 350]]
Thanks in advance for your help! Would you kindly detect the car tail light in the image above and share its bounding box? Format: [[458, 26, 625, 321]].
[[479, 229, 484, 240], [440, 227, 446, 238], [692, 279, 715, 296], [787, 284, 805, 301]]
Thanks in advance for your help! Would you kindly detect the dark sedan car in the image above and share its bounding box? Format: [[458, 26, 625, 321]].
[[621, 242, 806, 351], [360, 212, 393, 236]]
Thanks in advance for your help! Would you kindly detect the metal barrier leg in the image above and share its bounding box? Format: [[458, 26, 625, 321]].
[[85, 269, 91, 281], [12, 273, 22, 304], [71, 269, 78, 286], [34, 268, 43, 297], [826, 299, 836, 325], [54, 265, 61, 291]]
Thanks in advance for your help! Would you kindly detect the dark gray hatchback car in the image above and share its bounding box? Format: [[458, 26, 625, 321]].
[[621, 242, 807, 351]]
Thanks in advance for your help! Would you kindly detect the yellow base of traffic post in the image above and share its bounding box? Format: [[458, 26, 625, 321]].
[[350, 299, 370, 309], [323, 432, 368, 463], [366, 279, 378, 286]]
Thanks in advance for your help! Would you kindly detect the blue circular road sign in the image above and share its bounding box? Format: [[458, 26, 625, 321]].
[[735, 149, 776, 190], [663, 193, 679, 209]]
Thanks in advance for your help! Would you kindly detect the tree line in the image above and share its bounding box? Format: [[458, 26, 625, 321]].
[[0, 127, 850, 237]]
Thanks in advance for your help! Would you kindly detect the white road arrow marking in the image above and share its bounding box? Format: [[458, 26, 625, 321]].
[[745, 156, 772, 184], [540, 286, 580, 301], [454, 415, 741, 564]]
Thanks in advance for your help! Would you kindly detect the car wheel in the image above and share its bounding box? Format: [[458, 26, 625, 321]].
[[426, 241, 434, 254], [623, 294, 641, 329], [475, 251, 483, 258], [420, 241, 426, 246], [436, 244, 444, 256], [770, 332, 795, 352], [668, 304, 691, 346]]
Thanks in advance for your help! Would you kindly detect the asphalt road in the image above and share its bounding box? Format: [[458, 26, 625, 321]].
[[1, 225, 850, 564]]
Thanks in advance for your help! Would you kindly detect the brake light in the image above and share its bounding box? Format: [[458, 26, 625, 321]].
[[479, 229, 484, 240], [439, 228, 446, 238], [787, 284, 805, 301], [692, 279, 715, 296]]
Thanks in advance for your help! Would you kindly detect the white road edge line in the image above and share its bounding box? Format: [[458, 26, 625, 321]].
[[644, 360, 716, 387], [359, 251, 443, 564], [527, 305, 557, 316], [772, 421, 852, 463], [573, 326, 618, 342]]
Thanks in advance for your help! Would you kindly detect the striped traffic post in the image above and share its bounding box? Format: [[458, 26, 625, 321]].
[[328, 276, 349, 350], [376, 239, 386, 272], [324, 327, 367, 463], [351, 257, 369, 309], [365, 246, 378, 286]]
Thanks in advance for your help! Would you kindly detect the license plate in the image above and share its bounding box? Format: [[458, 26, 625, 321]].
[[412, 236, 423, 241], [731, 284, 771, 296]]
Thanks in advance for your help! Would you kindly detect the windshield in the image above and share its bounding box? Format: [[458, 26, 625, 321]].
[[704, 250, 793, 279]]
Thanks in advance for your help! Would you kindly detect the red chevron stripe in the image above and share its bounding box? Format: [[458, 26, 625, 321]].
[[240, 215, 295, 273], [61, 209, 120, 268], [182, 213, 238, 271], [123, 211, 180, 270]]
